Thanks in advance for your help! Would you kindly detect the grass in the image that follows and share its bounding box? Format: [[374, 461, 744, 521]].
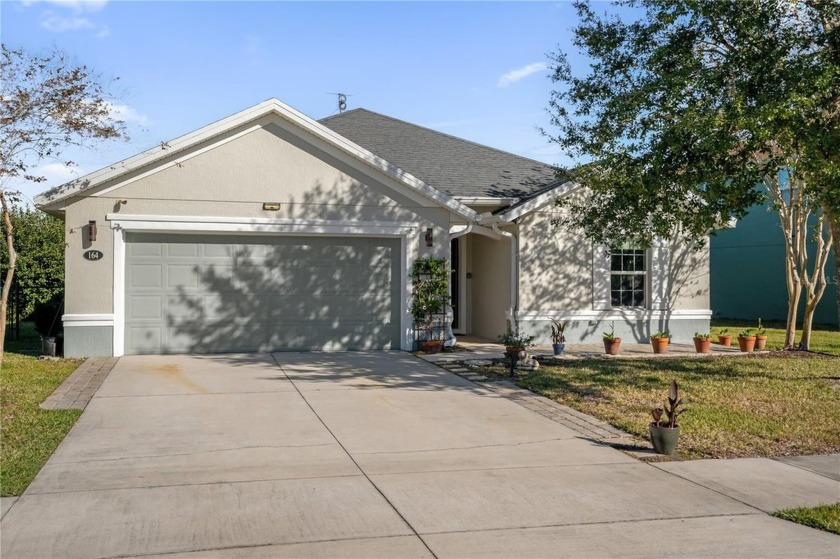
[[712, 319, 840, 356], [476, 352, 840, 459], [772, 503, 840, 535], [1, 322, 83, 497]]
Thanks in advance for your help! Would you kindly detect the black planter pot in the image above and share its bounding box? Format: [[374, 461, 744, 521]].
[[649, 423, 680, 455], [552, 343, 565, 356]]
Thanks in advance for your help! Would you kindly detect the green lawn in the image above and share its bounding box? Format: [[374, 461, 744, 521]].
[[477, 352, 840, 459], [712, 319, 840, 355], [1, 323, 83, 497], [772, 503, 840, 535]]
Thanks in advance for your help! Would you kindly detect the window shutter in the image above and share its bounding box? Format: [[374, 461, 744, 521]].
[[592, 244, 611, 310]]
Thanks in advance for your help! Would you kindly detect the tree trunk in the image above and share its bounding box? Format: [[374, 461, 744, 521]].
[[0, 189, 18, 362]]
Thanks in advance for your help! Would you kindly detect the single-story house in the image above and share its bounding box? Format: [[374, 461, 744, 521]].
[[35, 98, 711, 357]]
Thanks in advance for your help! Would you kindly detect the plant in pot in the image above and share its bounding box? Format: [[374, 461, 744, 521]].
[[693, 332, 712, 354], [650, 330, 670, 354], [410, 257, 449, 354], [498, 329, 535, 354], [650, 380, 687, 455], [30, 295, 64, 357], [717, 328, 732, 346], [737, 328, 756, 353], [754, 318, 768, 350], [603, 322, 621, 355], [550, 319, 567, 356]]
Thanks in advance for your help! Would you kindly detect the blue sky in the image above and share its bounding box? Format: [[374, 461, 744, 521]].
[[3, 1, 587, 203]]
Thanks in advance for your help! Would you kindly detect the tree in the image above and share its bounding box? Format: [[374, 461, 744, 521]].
[[1, 45, 127, 359], [0, 207, 65, 319], [547, 0, 839, 349]]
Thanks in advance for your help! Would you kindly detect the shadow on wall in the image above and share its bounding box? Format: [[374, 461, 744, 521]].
[[127, 176, 433, 354]]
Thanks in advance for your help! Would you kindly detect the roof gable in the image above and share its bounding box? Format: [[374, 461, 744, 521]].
[[34, 99, 477, 221], [319, 109, 562, 200]]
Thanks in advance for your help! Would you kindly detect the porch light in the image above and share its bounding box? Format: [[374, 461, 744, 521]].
[[88, 220, 97, 243], [425, 228, 433, 247]]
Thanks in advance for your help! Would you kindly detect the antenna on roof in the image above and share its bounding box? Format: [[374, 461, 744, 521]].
[[328, 92, 350, 113]]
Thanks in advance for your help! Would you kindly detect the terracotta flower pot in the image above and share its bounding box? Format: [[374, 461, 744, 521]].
[[693, 337, 711, 354], [718, 335, 732, 346], [650, 337, 670, 354], [420, 340, 443, 354], [603, 338, 621, 355], [737, 335, 756, 353], [755, 335, 768, 350]]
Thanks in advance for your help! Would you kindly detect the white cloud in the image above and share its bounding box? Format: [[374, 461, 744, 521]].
[[104, 102, 149, 126], [40, 10, 95, 31], [497, 62, 547, 88]]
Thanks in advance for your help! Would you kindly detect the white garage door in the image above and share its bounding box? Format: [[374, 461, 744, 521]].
[[124, 233, 402, 354]]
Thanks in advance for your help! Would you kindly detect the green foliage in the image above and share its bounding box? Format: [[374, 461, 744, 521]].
[[498, 329, 535, 349], [651, 330, 670, 339], [410, 257, 448, 340], [739, 328, 756, 338], [0, 208, 65, 319], [547, 0, 839, 247], [602, 321, 617, 340], [693, 332, 711, 340]]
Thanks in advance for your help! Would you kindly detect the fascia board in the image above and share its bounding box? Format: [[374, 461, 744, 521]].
[[488, 181, 581, 223], [34, 98, 478, 222]]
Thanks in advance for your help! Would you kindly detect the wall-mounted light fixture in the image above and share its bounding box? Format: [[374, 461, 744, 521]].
[[88, 220, 97, 243], [424, 228, 434, 247]]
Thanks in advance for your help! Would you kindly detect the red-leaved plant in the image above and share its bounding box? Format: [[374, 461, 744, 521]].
[[651, 380, 687, 428]]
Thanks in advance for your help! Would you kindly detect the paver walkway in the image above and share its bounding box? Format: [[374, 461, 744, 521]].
[[40, 357, 119, 410], [2, 352, 837, 558]]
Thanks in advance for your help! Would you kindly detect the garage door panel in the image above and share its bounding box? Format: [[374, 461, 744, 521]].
[[128, 264, 163, 289], [125, 235, 401, 354]]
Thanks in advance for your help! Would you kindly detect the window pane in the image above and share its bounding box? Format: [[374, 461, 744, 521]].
[[635, 254, 645, 271], [611, 275, 621, 289], [633, 290, 645, 306], [633, 275, 644, 289], [621, 291, 633, 306], [623, 254, 634, 270], [611, 291, 621, 306], [611, 254, 622, 271]]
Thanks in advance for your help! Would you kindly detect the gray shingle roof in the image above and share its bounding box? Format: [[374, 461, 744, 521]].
[[319, 109, 563, 200]]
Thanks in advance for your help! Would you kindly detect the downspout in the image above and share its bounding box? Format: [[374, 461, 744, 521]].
[[492, 223, 519, 333]]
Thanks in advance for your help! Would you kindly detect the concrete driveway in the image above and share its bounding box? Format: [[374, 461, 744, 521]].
[[1, 352, 837, 558]]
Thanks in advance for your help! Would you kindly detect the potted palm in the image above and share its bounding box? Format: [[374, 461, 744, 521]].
[[755, 318, 768, 350], [410, 257, 449, 353], [550, 319, 567, 355], [717, 328, 732, 347], [603, 322, 621, 355], [650, 330, 670, 354], [737, 328, 756, 353], [650, 380, 687, 455], [693, 332, 712, 354]]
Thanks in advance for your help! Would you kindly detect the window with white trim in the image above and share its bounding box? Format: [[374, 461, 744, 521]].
[[610, 244, 647, 307]]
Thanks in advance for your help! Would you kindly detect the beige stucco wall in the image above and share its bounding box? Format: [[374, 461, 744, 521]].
[[517, 207, 710, 313], [468, 231, 512, 340], [62, 117, 450, 315], [518, 208, 593, 311]]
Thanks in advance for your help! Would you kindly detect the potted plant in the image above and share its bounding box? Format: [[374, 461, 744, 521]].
[[693, 332, 712, 354], [737, 328, 756, 353], [499, 329, 535, 354], [717, 328, 732, 347], [755, 318, 768, 351], [603, 322, 621, 355], [650, 380, 687, 455], [410, 257, 449, 353], [650, 330, 670, 354], [550, 319, 567, 355]]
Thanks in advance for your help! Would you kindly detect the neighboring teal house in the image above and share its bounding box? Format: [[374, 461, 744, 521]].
[[710, 199, 838, 326]]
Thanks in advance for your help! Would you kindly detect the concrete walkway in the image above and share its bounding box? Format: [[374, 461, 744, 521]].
[[1, 353, 837, 558]]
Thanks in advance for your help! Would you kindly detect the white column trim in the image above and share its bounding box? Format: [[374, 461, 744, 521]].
[[113, 227, 126, 356], [62, 314, 115, 327]]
